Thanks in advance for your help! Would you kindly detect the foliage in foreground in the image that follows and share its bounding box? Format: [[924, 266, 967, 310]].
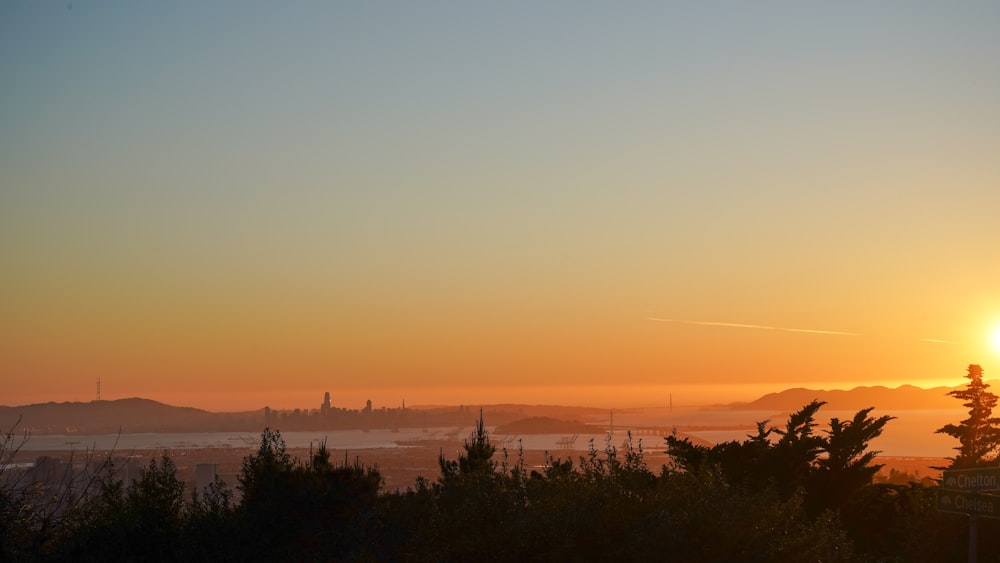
[[2, 395, 999, 562], [936, 364, 1000, 468]]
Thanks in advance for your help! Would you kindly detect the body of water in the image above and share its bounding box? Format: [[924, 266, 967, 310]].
[[683, 409, 963, 458], [13, 428, 446, 453], [8, 409, 965, 459]]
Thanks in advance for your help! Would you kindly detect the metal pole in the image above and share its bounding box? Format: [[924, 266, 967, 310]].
[[969, 513, 978, 563]]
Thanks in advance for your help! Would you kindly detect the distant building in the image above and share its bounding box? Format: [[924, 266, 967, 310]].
[[321, 391, 331, 416], [195, 463, 218, 494]]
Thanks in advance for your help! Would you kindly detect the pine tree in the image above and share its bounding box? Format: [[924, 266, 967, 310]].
[[936, 364, 1000, 468], [439, 408, 496, 479]]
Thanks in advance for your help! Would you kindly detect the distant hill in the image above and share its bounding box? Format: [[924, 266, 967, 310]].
[[731, 382, 994, 412], [0, 399, 608, 436], [2, 382, 984, 437], [0, 398, 262, 435]]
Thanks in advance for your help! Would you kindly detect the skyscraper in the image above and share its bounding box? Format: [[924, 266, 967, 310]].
[[321, 391, 331, 416]]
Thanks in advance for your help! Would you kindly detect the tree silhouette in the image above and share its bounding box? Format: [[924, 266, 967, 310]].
[[769, 400, 828, 496], [666, 401, 829, 496], [237, 427, 294, 506], [438, 408, 496, 480], [666, 400, 892, 513], [59, 454, 187, 561], [809, 407, 894, 511], [232, 429, 383, 560], [936, 364, 1000, 468], [4, 400, 988, 560]]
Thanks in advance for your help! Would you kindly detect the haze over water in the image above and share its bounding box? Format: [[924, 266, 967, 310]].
[[10, 407, 964, 460]]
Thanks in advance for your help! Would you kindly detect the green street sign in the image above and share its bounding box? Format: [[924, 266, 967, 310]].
[[938, 489, 1000, 519], [942, 468, 1000, 492]]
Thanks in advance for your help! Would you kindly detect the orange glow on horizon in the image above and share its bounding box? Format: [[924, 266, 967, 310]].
[[1, 376, 988, 414], [2, 3, 998, 433]]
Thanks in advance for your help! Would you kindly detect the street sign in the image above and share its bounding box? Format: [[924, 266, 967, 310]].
[[938, 489, 1000, 519], [943, 467, 1000, 492], [939, 467, 1000, 563]]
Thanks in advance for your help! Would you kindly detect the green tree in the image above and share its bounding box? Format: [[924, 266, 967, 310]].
[[936, 364, 1000, 468]]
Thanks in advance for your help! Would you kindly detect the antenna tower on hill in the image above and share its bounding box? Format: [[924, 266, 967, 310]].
[[96, 377, 101, 401]]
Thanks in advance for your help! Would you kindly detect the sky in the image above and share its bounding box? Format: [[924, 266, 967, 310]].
[[2, 2, 999, 412]]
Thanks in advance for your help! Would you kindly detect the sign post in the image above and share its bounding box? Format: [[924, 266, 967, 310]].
[[942, 467, 1000, 492], [937, 488, 1000, 518], [938, 467, 1000, 563]]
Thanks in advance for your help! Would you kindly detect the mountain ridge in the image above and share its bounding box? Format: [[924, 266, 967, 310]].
[[0, 397, 262, 434], [1, 382, 984, 435], [726, 382, 989, 412]]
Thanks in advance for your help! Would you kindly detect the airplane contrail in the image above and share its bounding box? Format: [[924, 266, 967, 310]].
[[920, 337, 959, 344], [646, 317, 859, 336]]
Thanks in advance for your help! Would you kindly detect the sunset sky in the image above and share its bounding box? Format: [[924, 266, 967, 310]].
[[2, 2, 999, 412]]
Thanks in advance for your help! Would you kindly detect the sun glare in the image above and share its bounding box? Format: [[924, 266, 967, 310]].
[[991, 325, 1000, 355]]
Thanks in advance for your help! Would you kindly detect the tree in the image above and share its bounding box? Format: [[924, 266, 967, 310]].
[[936, 364, 1000, 468], [769, 400, 828, 496], [421, 410, 528, 560], [184, 473, 235, 561], [666, 400, 892, 513], [291, 439, 383, 559], [810, 407, 894, 511], [666, 401, 829, 496], [0, 416, 36, 560], [438, 408, 496, 480], [58, 454, 187, 561], [237, 427, 294, 506], [127, 455, 185, 522], [233, 429, 384, 560]]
